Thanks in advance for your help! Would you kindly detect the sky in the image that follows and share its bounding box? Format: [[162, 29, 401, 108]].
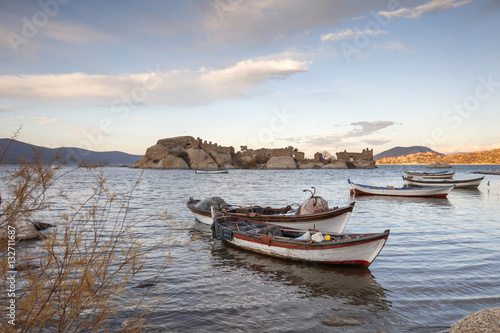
[[1, 0, 499, 158]]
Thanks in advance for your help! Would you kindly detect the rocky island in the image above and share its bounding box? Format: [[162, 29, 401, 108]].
[[131, 136, 377, 170]]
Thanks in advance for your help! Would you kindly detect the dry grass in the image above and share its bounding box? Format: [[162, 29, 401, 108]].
[[1, 130, 187, 332]]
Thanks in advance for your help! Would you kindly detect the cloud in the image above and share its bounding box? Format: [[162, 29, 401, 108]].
[[378, 0, 474, 19], [279, 121, 397, 151], [33, 117, 61, 124], [372, 41, 410, 52], [321, 28, 387, 42], [344, 121, 396, 138], [43, 21, 115, 44], [0, 105, 12, 113], [364, 138, 391, 145], [200, 0, 391, 44], [0, 56, 309, 106]]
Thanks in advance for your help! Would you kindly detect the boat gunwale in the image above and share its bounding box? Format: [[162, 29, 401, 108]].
[[402, 176, 484, 184], [186, 200, 355, 223]]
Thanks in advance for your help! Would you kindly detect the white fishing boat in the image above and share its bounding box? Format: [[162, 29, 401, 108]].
[[211, 213, 389, 268], [195, 168, 229, 174], [403, 176, 484, 188], [186, 188, 355, 234], [405, 170, 455, 179], [348, 179, 454, 198]]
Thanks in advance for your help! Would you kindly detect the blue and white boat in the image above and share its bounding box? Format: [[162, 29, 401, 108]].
[[195, 168, 229, 174], [348, 179, 454, 198], [405, 170, 455, 179]]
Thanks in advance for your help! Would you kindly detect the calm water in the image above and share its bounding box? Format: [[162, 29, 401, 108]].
[[4, 165, 500, 332]]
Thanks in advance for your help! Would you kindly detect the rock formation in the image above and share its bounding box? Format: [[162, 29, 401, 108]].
[[266, 156, 297, 169], [322, 161, 348, 169], [185, 148, 218, 170], [132, 136, 234, 170], [131, 136, 378, 170]]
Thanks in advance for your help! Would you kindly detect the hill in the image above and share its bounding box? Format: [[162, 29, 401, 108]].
[[0, 139, 142, 167], [374, 146, 443, 160], [377, 149, 500, 165]]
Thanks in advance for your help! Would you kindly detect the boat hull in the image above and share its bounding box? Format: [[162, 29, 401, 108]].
[[186, 200, 354, 234], [211, 218, 389, 267], [403, 176, 484, 188], [195, 168, 229, 174], [225, 233, 388, 267], [405, 171, 455, 179], [349, 182, 453, 198]]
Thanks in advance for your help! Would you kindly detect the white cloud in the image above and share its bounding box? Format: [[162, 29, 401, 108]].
[[379, 0, 474, 19], [364, 138, 391, 145], [201, 0, 391, 43], [321, 28, 387, 42], [0, 56, 309, 106], [372, 41, 410, 52], [33, 117, 61, 124], [43, 21, 115, 44]]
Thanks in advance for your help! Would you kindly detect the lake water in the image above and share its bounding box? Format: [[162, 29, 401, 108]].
[[4, 165, 500, 332]]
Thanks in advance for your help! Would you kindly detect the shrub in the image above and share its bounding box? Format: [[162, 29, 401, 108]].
[[0, 131, 187, 332]]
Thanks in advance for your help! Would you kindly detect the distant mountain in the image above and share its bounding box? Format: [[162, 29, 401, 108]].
[[0, 139, 142, 167], [374, 146, 443, 161]]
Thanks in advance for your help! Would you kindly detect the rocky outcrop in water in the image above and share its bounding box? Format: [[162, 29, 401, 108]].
[[131, 136, 377, 169], [131, 136, 235, 170], [266, 156, 297, 169]]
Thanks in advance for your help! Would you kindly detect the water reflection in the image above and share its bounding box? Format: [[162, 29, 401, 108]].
[[213, 244, 390, 309]]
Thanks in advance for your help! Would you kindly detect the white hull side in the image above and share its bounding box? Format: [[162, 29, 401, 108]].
[[406, 174, 454, 179], [266, 212, 352, 234], [350, 184, 452, 197], [404, 179, 482, 188], [192, 212, 214, 225], [228, 236, 387, 265], [191, 211, 352, 233]]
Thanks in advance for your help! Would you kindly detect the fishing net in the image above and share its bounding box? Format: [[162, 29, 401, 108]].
[[195, 196, 228, 211]]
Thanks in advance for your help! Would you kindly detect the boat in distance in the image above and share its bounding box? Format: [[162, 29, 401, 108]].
[[195, 168, 229, 174], [403, 176, 484, 188], [405, 170, 455, 179], [186, 194, 355, 234], [211, 213, 390, 268], [348, 179, 454, 198]]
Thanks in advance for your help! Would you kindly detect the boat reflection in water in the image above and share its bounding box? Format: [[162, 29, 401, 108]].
[[209, 237, 393, 331]]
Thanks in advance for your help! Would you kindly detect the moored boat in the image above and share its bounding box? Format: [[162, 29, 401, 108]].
[[403, 176, 484, 188], [405, 170, 455, 179], [211, 214, 389, 267], [426, 162, 451, 168], [195, 168, 229, 174], [348, 179, 454, 198], [186, 190, 355, 234]]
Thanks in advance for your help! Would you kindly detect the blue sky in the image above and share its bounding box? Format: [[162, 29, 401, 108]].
[[1, 0, 499, 157]]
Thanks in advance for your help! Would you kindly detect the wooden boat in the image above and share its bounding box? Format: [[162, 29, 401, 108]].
[[348, 179, 454, 198], [405, 170, 455, 179], [186, 192, 355, 234], [403, 176, 484, 188], [195, 168, 229, 174], [211, 214, 389, 268]]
